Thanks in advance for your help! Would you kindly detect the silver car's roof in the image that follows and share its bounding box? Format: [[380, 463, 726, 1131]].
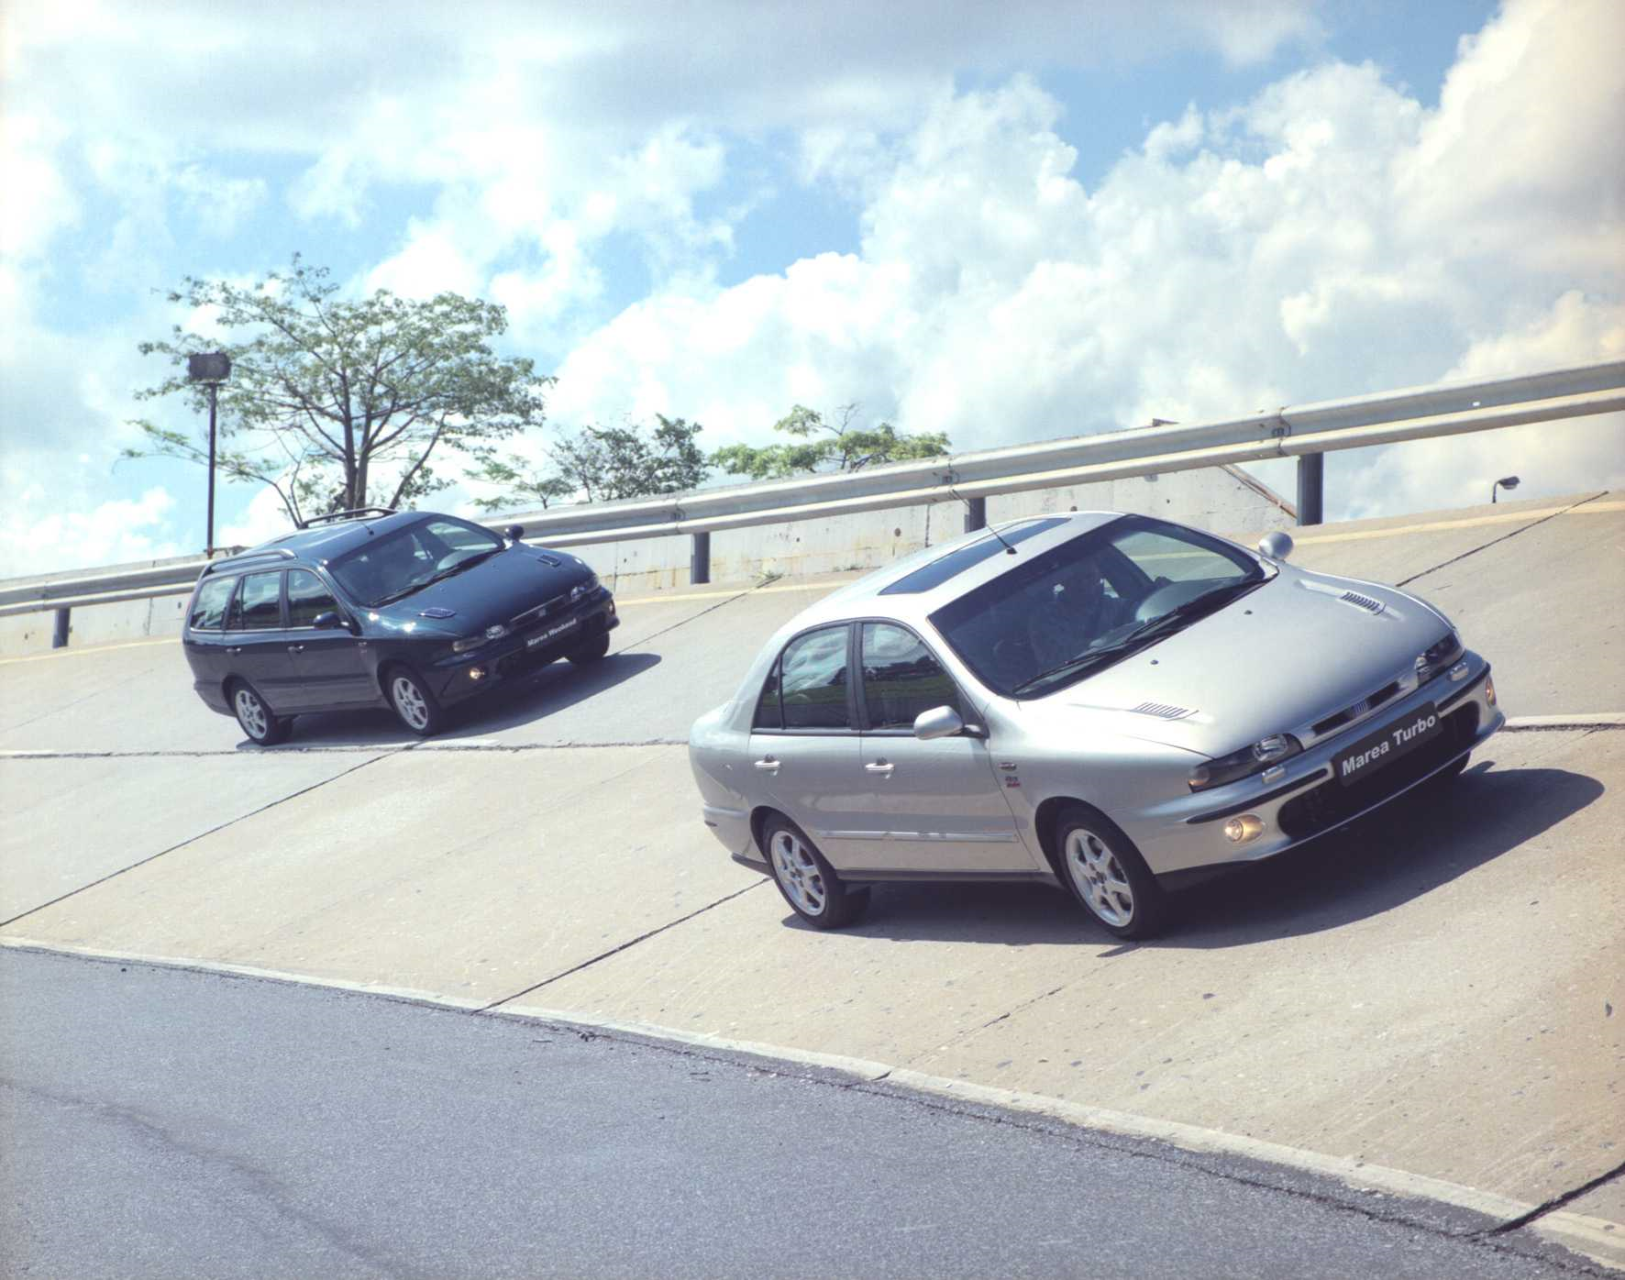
[[790, 510, 1126, 631]]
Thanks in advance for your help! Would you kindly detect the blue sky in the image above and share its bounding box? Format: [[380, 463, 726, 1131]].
[[3, 0, 1621, 572]]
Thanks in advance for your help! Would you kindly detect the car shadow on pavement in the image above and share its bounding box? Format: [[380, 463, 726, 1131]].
[[251, 652, 663, 749], [806, 760, 1603, 948]]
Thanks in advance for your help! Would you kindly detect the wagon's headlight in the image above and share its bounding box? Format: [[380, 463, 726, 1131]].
[[569, 575, 599, 601], [453, 623, 509, 653], [1415, 631, 1463, 683], [1189, 734, 1302, 791]]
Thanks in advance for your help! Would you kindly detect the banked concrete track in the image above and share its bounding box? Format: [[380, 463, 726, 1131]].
[[2, 492, 1622, 1267]]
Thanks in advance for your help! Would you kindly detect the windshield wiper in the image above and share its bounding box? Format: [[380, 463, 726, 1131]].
[[1010, 578, 1263, 695], [372, 548, 503, 605]]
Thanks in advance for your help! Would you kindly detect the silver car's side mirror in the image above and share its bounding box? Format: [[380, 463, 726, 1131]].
[[914, 705, 965, 740], [1257, 530, 1294, 562]]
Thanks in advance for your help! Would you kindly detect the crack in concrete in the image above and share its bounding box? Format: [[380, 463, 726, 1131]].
[[0, 739, 687, 760], [1395, 491, 1609, 589], [1487, 1156, 1625, 1236], [478, 880, 769, 1012], [0, 751, 401, 931]]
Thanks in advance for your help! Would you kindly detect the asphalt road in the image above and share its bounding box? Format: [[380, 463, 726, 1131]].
[[0, 948, 1598, 1280]]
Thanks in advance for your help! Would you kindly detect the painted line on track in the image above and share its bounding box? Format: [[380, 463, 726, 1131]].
[[1, 936, 1620, 1271]]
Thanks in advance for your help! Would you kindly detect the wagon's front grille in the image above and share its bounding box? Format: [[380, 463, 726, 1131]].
[[510, 592, 569, 630]]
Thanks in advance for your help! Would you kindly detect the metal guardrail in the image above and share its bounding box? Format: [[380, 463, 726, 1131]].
[[4, 360, 1622, 640]]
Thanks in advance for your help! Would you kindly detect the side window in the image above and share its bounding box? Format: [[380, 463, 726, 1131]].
[[188, 577, 236, 631], [287, 569, 339, 627], [861, 623, 960, 730], [234, 571, 284, 630], [753, 658, 783, 730], [779, 626, 851, 730]]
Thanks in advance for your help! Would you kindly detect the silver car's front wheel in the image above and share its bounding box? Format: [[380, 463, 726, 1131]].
[[762, 817, 869, 930], [1056, 807, 1165, 940]]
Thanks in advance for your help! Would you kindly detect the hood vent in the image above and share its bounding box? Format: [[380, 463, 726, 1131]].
[[1340, 590, 1385, 615], [1131, 701, 1195, 720]]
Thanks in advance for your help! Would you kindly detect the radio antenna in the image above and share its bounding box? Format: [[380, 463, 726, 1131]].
[[950, 483, 1017, 554]]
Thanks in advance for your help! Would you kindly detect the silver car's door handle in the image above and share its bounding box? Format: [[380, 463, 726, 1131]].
[[754, 757, 780, 772], [865, 761, 895, 775]]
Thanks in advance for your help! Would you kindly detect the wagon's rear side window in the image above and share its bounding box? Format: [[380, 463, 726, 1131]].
[[189, 577, 236, 630]]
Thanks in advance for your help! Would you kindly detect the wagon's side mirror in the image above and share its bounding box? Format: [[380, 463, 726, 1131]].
[[1257, 530, 1294, 562], [914, 705, 966, 740], [312, 610, 353, 632], [505, 524, 525, 544]]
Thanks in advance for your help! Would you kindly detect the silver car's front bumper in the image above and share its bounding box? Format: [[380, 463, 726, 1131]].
[[1134, 658, 1504, 880]]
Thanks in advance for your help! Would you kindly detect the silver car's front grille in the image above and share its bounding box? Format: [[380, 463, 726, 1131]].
[[510, 592, 569, 630], [1311, 679, 1403, 737]]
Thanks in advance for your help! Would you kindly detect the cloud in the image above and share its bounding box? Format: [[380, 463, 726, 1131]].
[[542, 0, 1623, 519], [0, 486, 182, 576]]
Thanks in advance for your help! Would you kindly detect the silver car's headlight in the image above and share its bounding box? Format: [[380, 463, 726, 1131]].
[[1414, 631, 1463, 683], [569, 575, 599, 601], [453, 623, 509, 653], [1189, 734, 1302, 791]]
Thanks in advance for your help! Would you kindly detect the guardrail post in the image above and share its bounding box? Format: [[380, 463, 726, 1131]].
[[690, 531, 711, 585], [52, 607, 70, 649], [1296, 454, 1324, 527], [964, 496, 986, 533]]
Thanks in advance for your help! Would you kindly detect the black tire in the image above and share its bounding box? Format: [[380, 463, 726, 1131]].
[[384, 665, 444, 737], [567, 633, 611, 665], [1055, 805, 1166, 940], [762, 815, 870, 929], [229, 679, 290, 746]]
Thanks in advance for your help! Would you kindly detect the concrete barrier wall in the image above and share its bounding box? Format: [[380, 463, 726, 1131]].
[[0, 465, 1293, 658]]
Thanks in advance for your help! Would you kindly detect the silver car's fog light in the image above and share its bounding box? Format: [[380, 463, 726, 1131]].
[[1485, 675, 1497, 706], [1223, 814, 1264, 844], [1449, 660, 1470, 682]]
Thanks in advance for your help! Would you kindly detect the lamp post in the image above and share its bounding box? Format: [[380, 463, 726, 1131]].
[[187, 353, 232, 554], [1491, 475, 1520, 505]]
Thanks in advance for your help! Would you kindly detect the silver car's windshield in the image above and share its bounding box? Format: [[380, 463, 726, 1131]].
[[930, 514, 1266, 698]]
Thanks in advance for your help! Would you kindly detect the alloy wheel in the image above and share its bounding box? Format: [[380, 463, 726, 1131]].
[[770, 828, 828, 917], [234, 688, 269, 740], [1065, 826, 1135, 927], [391, 675, 431, 731]]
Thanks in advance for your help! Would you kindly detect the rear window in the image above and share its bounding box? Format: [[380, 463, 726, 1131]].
[[188, 576, 235, 630]]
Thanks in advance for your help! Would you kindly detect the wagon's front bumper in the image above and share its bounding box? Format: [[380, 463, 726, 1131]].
[[1135, 656, 1504, 882]]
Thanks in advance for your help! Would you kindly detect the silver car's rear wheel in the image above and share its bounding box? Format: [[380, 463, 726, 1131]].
[[1056, 807, 1165, 940], [762, 816, 869, 929]]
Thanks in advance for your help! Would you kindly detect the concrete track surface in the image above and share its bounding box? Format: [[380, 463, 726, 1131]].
[[3, 493, 1623, 1269]]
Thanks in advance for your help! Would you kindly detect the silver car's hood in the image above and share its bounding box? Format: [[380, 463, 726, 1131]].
[[1033, 569, 1452, 757]]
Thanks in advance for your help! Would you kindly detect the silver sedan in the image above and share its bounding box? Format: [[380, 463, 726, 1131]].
[[688, 512, 1503, 938]]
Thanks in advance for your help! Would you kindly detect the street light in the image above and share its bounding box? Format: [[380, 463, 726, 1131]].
[[1491, 475, 1520, 504], [186, 352, 232, 554]]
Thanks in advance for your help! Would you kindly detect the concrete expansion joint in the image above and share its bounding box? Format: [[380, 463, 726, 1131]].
[[1395, 490, 1610, 588], [1485, 1157, 1625, 1238]]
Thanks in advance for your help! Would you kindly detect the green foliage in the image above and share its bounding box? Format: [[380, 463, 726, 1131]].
[[125, 254, 551, 527], [711, 404, 950, 480], [468, 414, 710, 510]]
